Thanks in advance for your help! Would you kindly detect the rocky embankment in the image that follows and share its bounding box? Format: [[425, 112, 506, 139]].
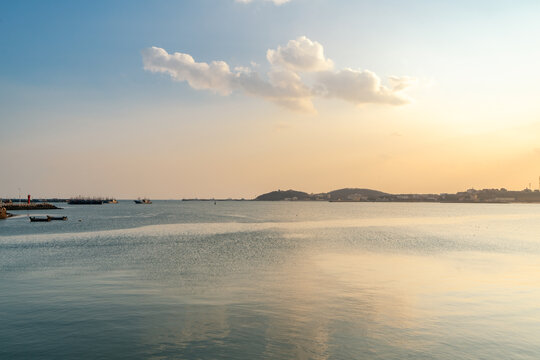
[[1, 207, 13, 219], [3, 203, 60, 211]]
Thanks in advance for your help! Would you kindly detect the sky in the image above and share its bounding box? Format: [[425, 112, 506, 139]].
[[2, 0, 540, 199]]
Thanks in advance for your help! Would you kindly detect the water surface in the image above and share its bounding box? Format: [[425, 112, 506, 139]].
[[2, 201, 540, 359]]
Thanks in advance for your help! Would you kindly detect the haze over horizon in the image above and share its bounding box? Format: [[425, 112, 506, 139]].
[[2, 0, 540, 199]]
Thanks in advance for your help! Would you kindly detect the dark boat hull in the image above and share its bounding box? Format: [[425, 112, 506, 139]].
[[29, 215, 67, 222], [29, 217, 51, 222], [48, 216, 67, 221], [68, 200, 103, 205]]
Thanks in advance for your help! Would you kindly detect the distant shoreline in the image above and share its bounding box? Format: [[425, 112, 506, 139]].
[[254, 187, 540, 204], [3, 186, 540, 205]]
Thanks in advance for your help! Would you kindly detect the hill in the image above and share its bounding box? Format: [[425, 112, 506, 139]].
[[254, 188, 388, 201], [255, 189, 311, 201], [327, 188, 388, 201]]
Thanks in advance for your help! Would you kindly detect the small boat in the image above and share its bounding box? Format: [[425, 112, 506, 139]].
[[29, 216, 51, 222], [48, 216, 68, 221], [134, 198, 152, 204]]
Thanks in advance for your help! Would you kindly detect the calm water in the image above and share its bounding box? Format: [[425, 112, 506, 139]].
[[2, 201, 540, 359]]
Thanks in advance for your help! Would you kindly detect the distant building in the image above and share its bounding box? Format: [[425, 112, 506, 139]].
[[493, 197, 515, 202], [347, 194, 368, 201]]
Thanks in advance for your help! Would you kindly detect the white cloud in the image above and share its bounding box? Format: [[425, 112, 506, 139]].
[[315, 69, 413, 105], [237, 69, 314, 112], [388, 76, 417, 92], [143, 46, 314, 112], [267, 36, 334, 72], [142, 47, 233, 95], [142, 36, 415, 113]]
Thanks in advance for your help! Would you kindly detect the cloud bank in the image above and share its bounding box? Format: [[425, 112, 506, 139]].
[[142, 36, 415, 112]]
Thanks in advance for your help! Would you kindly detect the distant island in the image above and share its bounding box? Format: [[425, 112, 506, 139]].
[[254, 187, 540, 203]]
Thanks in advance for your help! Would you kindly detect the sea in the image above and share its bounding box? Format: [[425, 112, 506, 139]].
[[2, 200, 540, 359]]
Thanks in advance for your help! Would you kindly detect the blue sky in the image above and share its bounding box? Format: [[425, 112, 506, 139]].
[[4, 0, 536, 88], [2, 1, 540, 198], [3, 0, 538, 100]]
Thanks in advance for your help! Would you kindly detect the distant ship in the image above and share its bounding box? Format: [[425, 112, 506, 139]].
[[68, 198, 104, 205], [134, 198, 152, 204]]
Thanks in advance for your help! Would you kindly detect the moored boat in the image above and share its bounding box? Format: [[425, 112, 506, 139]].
[[48, 216, 68, 221], [29, 216, 51, 222]]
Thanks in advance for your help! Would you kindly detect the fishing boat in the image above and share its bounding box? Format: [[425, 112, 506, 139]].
[[48, 216, 68, 221], [134, 198, 152, 204], [29, 216, 51, 222]]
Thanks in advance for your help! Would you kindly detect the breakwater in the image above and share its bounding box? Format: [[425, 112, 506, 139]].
[[3, 203, 60, 211]]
